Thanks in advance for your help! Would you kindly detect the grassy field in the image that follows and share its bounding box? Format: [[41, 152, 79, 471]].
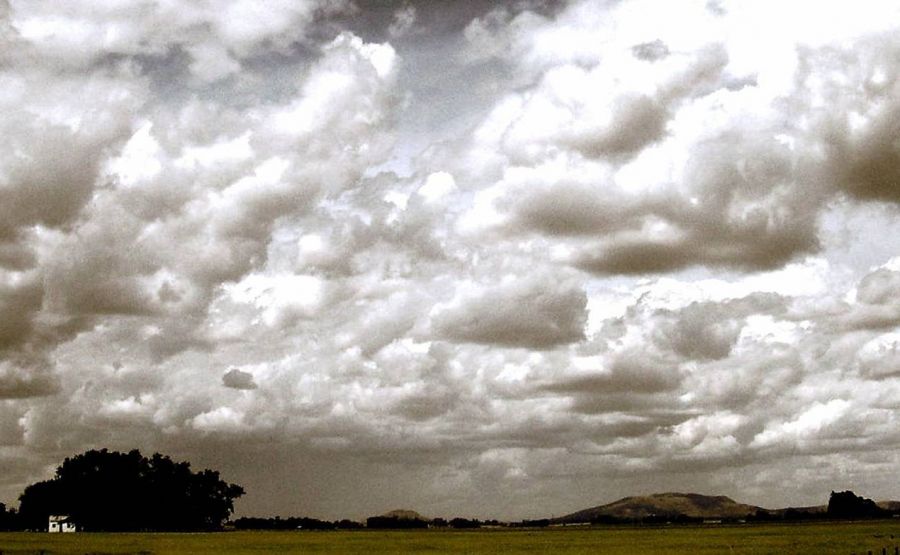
[[1, 520, 899, 554]]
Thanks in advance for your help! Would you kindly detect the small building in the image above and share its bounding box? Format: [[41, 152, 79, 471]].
[[48, 515, 77, 533]]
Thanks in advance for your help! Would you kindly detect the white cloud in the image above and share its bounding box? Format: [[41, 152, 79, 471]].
[[3, 0, 900, 521], [857, 332, 900, 379], [418, 171, 456, 203], [9, 0, 354, 77], [751, 399, 852, 449], [191, 406, 249, 434]]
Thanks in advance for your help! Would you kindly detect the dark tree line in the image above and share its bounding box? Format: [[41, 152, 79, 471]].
[[752, 491, 893, 522], [827, 490, 888, 519], [233, 516, 363, 530], [16, 449, 244, 531], [366, 515, 429, 529], [0, 503, 20, 531]]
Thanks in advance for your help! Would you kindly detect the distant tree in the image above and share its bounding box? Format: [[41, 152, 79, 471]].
[[232, 516, 365, 531], [366, 515, 428, 529], [518, 518, 550, 527], [233, 516, 337, 530], [334, 519, 363, 530], [0, 502, 19, 531], [827, 490, 885, 519], [590, 514, 620, 525], [449, 517, 481, 529], [17, 449, 243, 531]]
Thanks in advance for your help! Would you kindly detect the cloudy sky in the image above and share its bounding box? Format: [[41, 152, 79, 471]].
[[2, 0, 900, 520]]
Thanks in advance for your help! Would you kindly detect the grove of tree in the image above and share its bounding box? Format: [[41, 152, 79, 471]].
[[17, 449, 244, 531]]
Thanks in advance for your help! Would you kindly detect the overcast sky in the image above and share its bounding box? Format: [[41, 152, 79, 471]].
[[2, 0, 900, 521]]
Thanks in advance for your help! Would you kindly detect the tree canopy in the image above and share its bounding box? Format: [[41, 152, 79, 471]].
[[17, 449, 244, 531], [827, 490, 886, 519]]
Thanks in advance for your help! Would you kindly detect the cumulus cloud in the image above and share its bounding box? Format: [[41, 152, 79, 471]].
[[10, 0, 353, 76], [546, 351, 681, 396], [856, 332, 900, 380], [0, 273, 42, 350], [653, 294, 786, 361], [750, 399, 853, 450], [810, 34, 900, 204], [3, 0, 900, 521], [0, 360, 59, 399], [431, 275, 587, 349], [388, 4, 417, 38], [451, 1, 900, 280], [631, 39, 670, 62], [857, 267, 900, 305]]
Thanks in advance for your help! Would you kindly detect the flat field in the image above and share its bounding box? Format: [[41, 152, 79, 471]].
[[1, 520, 899, 554]]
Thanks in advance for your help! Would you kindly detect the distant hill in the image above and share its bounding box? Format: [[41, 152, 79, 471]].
[[554, 493, 764, 523], [877, 501, 900, 513]]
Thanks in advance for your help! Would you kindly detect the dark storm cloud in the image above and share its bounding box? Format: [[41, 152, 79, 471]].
[[572, 131, 823, 275], [568, 94, 669, 159], [222, 368, 258, 390], [431, 276, 587, 349], [543, 353, 681, 395], [0, 129, 113, 236], [147, 320, 214, 363], [652, 294, 786, 361], [0, 276, 42, 350], [837, 110, 900, 203], [812, 34, 900, 204], [0, 241, 36, 271], [508, 182, 652, 236], [0, 360, 59, 399], [575, 241, 698, 275], [391, 385, 460, 421]]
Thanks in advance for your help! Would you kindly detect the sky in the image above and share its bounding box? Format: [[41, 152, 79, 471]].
[[1, 0, 900, 521]]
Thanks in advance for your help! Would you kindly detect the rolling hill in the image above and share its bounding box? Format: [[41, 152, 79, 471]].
[[553, 493, 764, 523]]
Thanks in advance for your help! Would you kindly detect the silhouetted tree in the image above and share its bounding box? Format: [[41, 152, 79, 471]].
[[827, 490, 885, 519], [17, 448, 243, 531], [366, 515, 428, 529], [517, 518, 550, 527], [449, 517, 481, 528], [334, 519, 363, 529], [233, 516, 337, 530], [0, 502, 19, 531]]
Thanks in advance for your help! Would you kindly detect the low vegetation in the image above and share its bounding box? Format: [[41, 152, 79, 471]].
[[2, 521, 900, 554]]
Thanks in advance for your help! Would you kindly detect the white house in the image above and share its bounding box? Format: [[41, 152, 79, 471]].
[[48, 515, 76, 533]]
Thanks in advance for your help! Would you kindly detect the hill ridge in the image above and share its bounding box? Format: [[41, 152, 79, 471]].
[[554, 492, 764, 523]]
